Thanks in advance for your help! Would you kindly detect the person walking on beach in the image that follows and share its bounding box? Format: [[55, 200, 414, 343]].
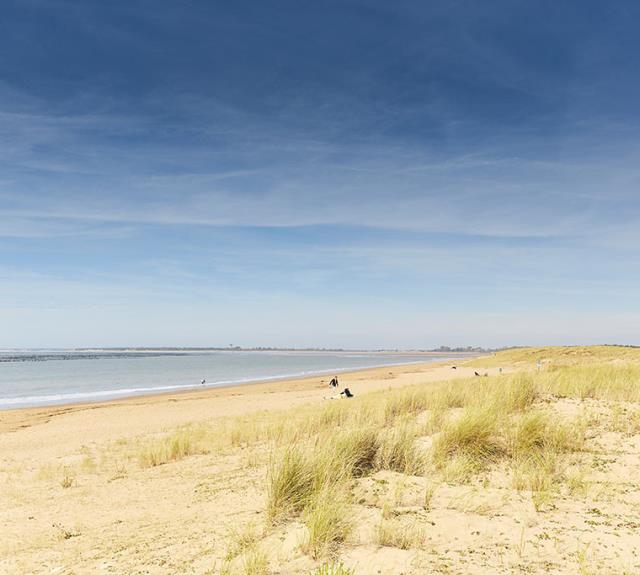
[[329, 376, 339, 388]]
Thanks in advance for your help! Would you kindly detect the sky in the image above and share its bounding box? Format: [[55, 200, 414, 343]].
[[1, 0, 640, 349]]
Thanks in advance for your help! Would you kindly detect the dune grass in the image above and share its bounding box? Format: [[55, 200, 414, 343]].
[[240, 546, 269, 575], [492, 374, 538, 412], [432, 407, 503, 467], [115, 348, 640, 472], [310, 563, 354, 575], [375, 517, 428, 549], [470, 345, 640, 368], [137, 426, 210, 468], [511, 450, 562, 492], [267, 446, 314, 522], [60, 468, 75, 489], [116, 347, 640, 565], [225, 523, 261, 561], [509, 410, 584, 455], [320, 426, 381, 480], [375, 422, 426, 475], [259, 352, 625, 552], [541, 364, 640, 402], [302, 487, 352, 559]]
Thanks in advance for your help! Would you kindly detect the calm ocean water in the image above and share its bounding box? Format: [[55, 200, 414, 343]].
[[0, 350, 452, 409]]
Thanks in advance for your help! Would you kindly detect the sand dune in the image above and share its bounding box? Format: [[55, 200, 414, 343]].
[[2, 350, 639, 574]]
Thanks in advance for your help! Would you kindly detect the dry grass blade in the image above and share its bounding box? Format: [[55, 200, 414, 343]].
[[302, 487, 352, 559], [267, 446, 313, 522], [431, 407, 503, 468]]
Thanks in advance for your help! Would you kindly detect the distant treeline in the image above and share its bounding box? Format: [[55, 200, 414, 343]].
[[429, 345, 525, 353], [67, 346, 498, 353]]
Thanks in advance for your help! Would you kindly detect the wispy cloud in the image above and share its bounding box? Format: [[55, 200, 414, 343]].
[[2, 1, 640, 346]]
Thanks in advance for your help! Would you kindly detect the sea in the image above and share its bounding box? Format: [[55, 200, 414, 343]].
[[0, 349, 455, 409]]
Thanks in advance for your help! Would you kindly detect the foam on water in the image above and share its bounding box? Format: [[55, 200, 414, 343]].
[[0, 351, 448, 409]]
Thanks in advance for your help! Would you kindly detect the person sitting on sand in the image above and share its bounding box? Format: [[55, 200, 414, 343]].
[[324, 386, 353, 400]]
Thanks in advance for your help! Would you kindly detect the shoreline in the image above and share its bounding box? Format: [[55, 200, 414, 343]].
[[0, 357, 484, 436], [0, 352, 480, 413]]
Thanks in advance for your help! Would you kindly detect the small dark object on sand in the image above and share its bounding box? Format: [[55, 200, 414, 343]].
[[341, 387, 354, 398], [474, 371, 480, 377], [451, 366, 457, 370]]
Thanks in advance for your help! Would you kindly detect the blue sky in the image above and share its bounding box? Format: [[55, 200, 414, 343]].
[[1, 0, 640, 348]]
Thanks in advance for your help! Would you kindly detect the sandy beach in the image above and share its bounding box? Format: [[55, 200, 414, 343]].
[[0, 358, 477, 436], [1, 359, 481, 574], [3, 349, 640, 575]]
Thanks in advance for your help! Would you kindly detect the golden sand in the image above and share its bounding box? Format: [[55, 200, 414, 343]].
[[2, 353, 639, 574]]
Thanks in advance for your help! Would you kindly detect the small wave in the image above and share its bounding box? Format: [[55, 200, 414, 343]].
[[0, 383, 201, 407], [0, 358, 437, 409]]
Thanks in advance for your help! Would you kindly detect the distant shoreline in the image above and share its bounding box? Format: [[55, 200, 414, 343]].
[[0, 352, 482, 410], [0, 348, 481, 363], [0, 357, 482, 433], [0, 347, 488, 354]]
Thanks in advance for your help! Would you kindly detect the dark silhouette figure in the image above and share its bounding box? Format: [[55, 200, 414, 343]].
[[474, 371, 480, 377], [341, 387, 354, 398], [329, 377, 339, 388]]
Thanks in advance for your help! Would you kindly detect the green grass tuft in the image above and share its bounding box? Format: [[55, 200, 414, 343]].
[[302, 487, 352, 559]]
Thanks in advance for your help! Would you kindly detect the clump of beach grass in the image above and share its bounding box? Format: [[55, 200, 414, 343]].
[[384, 389, 430, 424], [423, 482, 436, 510], [375, 517, 428, 549], [137, 427, 209, 468], [375, 422, 425, 475], [421, 404, 447, 435], [511, 450, 561, 493], [328, 426, 380, 478], [302, 487, 352, 559], [225, 523, 262, 561], [565, 466, 589, 497], [310, 563, 354, 575], [432, 384, 470, 410], [540, 363, 640, 402], [492, 374, 537, 413], [267, 425, 385, 526], [608, 403, 640, 436], [240, 546, 269, 575], [267, 446, 313, 522], [507, 411, 583, 457], [60, 468, 75, 489], [431, 407, 503, 469], [439, 453, 478, 483]]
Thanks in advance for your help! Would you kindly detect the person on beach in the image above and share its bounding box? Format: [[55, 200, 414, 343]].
[[201, 378, 206, 385], [329, 376, 339, 388], [325, 386, 353, 400]]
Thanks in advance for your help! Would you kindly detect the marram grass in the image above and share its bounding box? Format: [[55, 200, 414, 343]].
[[130, 346, 640, 565]]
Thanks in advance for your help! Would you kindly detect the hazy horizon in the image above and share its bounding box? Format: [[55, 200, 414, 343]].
[[0, 345, 488, 352], [2, 2, 640, 348]]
